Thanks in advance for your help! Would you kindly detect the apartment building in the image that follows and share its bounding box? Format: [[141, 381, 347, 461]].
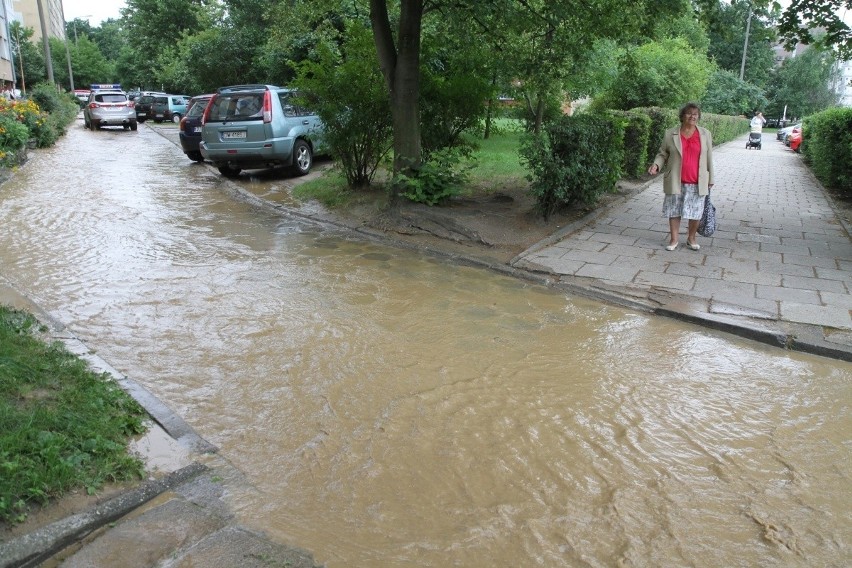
[[0, 0, 15, 85], [10, 0, 65, 42]]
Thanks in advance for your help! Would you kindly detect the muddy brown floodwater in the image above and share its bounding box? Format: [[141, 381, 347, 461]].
[[1, 123, 850, 567]]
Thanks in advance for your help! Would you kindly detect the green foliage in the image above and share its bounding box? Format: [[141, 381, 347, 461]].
[[596, 38, 714, 111], [604, 109, 652, 179], [419, 42, 493, 157], [397, 147, 473, 206], [292, 21, 392, 188], [10, 22, 46, 90], [0, 306, 147, 525], [67, 36, 116, 89], [0, 112, 29, 167], [652, 10, 711, 53], [802, 107, 852, 194], [636, 105, 749, 161], [694, 111, 751, 144], [704, 0, 776, 88], [765, 47, 839, 121], [633, 106, 680, 168], [701, 69, 768, 116], [122, 0, 206, 87], [20, 85, 79, 148], [520, 113, 624, 219], [777, 0, 852, 59]]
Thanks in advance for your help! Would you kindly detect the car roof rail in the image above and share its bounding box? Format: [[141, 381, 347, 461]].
[[217, 84, 280, 93]]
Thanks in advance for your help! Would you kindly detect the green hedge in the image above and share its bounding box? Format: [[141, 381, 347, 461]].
[[801, 107, 852, 195], [520, 105, 751, 216], [605, 109, 652, 179], [520, 113, 624, 218], [630, 106, 749, 176]]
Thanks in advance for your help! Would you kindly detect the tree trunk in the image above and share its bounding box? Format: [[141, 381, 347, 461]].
[[370, 0, 423, 200]]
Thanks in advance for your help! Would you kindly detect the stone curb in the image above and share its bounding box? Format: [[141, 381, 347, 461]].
[[0, 463, 208, 568]]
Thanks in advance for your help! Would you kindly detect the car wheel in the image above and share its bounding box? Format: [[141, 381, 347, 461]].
[[217, 164, 242, 178], [154, 119, 163, 124], [172, 114, 182, 124], [138, 117, 146, 123], [291, 139, 312, 176], [130, 121, 138, 131], [187, 151, 204, 162]]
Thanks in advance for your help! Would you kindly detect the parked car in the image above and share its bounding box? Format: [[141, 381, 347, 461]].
[[200, 84, 324, 178], [83, 88, 137, 131], [785, 125, 801, 147], [151, 94, 190, 123], [777, 122, 800, 141], [72, 89, 90, 107], [135, 92, 167, 123], [179, 94, 213, 162], [789, 129, 802, 152]]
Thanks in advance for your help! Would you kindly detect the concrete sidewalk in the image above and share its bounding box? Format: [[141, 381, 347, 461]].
[[513, 132, 852, 360]]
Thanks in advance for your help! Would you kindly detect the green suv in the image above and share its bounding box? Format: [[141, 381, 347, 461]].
[[200, 84, 324, 178]]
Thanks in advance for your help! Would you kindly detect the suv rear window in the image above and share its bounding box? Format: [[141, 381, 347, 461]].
[[95, 93, 127, 103], [153, 96, 168, 105], [188, 98, 210, 117], [208, 94, 263, 121]]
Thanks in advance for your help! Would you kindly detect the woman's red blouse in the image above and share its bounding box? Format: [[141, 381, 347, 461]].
[[680, 130, 701, 184]]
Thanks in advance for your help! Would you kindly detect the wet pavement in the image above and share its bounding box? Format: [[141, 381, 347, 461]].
[[513, 133, 852, 360], [1, 122, 851, 567]]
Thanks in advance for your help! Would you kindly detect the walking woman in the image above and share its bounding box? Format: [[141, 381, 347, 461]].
[[647, 102, 714, 251]]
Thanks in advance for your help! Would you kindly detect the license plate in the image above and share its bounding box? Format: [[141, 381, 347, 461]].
[[193, 126, 202, 133], [223, 131, 246, 139]]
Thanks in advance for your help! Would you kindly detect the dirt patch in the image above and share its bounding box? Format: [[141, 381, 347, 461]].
[[328, 179, 650, 264]]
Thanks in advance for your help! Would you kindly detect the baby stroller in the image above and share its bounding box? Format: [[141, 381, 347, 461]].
[[746, 131, 762, 150]]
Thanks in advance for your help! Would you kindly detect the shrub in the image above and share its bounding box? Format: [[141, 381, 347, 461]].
[[419, 53, 491, 157], [28, 83, 64, 114], [633, 106, 749, 164], [292, 22, 392, 188], [520, 113, 623, 219], [0, 112, 29, 167], [803, 107, 852, 195], [397, 147, 473, 205], [605, 109, 651, 179]]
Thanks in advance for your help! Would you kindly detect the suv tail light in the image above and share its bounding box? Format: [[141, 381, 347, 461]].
[[262, 91, 272, 123], [201, 94, 216, 125], [179, 116, 187, 131]]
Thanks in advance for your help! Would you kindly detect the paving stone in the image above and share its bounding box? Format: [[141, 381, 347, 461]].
[[820, 291, 852, 309], [780, 302, 852, 330], [756, 285, 821, 305]]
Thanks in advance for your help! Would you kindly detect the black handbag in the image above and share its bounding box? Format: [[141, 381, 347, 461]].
[[697, 190, 717, 237]]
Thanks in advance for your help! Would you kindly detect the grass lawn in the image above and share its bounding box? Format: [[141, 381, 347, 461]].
[[293, 119, 530, 207], [0, 305, 148, 525]]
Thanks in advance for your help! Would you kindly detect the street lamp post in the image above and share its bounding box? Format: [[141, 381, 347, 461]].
[[35, 0, 54, 84]]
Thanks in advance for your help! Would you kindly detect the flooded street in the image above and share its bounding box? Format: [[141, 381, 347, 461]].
[[1, 123, 850, 566]]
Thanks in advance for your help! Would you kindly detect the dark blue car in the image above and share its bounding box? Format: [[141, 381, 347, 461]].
[[178, 94, 213, 162]]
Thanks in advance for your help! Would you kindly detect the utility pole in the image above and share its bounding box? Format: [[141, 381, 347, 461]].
[[740, 2, 753, 81], [14, 25, 25, 96], [36, 0, 54, 84], [60, 3, 74, 90]]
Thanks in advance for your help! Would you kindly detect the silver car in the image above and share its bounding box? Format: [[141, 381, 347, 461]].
[[83, 89, 138, 131], [200, 84, 323, 178]]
